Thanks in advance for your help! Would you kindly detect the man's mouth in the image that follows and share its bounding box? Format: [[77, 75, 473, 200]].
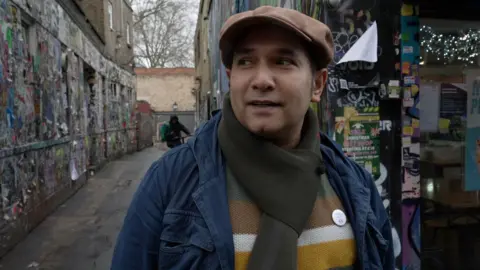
[[249, 101, 282, 107]]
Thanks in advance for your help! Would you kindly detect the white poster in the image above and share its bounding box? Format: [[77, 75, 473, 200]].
[[464, 70, 480, 190]]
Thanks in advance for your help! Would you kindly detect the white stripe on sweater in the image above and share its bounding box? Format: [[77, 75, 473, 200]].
[[233, 224, 354, 252]]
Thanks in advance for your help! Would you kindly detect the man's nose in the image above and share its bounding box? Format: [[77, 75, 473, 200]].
[[251, 63, 275, 92]]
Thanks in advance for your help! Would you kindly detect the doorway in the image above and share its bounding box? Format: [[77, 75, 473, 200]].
[[419, 1, 480, 269]]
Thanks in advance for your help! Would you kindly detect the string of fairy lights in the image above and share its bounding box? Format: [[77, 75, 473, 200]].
[[420, 25, 480, 65]]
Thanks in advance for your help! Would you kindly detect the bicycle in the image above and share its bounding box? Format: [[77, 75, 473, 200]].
[[180, 135, 191, 144], [165, 135, 191, 149]]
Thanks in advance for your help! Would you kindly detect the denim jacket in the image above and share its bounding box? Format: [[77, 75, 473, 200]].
[[111, 112, 395, 270]]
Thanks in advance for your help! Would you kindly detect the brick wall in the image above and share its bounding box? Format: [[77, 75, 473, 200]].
[[135, 68, 196, 112]]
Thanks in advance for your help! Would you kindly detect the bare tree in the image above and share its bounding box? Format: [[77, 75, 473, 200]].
[[130, 0, 197, 68]]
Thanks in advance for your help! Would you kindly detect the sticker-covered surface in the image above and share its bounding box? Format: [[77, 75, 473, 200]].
[[0, 0, 137, 257], [400, 3, 420, 270]]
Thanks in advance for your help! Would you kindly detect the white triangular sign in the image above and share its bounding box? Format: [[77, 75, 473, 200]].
[[337, 21, 378, 64]]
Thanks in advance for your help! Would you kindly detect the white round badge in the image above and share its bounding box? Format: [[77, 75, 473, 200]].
[[332, 209, 347, 227]]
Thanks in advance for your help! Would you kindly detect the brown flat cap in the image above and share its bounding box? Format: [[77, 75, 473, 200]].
[[219, 6, 334, 69]]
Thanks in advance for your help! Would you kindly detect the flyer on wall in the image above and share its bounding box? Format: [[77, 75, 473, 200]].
[[465, 70, 480, 191], [334, 107, 381, 177]]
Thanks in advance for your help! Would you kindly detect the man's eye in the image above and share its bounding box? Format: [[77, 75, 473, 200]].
[[237, 59, 252, 65], [277, 58, 293, 66]]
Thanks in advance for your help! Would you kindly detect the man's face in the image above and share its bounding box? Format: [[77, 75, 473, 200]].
[[227, 25, 327, 140]]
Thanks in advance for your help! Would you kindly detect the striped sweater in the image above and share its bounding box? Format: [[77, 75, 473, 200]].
[[226, 167, 356, 270]]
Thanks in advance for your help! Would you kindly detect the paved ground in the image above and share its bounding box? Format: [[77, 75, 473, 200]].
[[0, 147, 164, 270]]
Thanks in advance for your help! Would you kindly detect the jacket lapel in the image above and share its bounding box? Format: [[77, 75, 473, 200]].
[[190, 115, 235, 270]]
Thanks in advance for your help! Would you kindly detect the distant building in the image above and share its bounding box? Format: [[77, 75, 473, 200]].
[[135, 67, 196, 134]]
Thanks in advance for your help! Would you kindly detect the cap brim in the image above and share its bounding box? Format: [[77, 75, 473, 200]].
[[219, 16, 313, 68]]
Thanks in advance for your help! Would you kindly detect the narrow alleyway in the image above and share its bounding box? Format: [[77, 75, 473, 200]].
[[0, 147, 164, 270]]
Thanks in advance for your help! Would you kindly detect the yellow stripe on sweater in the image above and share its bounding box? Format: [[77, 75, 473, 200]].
[[233, 225, 354, 252], [234, 238, 356, 270]]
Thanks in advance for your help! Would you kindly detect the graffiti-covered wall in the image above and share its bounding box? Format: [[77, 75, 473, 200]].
[[198, 0, 416, 269], [322, 1, 405, 269], [0, 0, 136, 258], [207, 0, 235, 112]]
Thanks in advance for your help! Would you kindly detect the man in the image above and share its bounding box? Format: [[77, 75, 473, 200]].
[[112, 6, 394, 270], [160, 115, 191, 148]]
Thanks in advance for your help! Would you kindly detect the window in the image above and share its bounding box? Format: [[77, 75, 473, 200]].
[[108, 1, 113, 30], [21, 13, 35, 55], [120, 1, 124, 29], [21, 22, 31, 56], [126, 23, 130, 44]]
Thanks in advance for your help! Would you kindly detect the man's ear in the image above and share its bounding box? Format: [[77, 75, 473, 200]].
[[226, 69, 231, 79], [311, 68, 328, 102]]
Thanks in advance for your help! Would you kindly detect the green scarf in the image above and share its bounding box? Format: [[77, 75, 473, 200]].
[[218, 94, 325, 270]]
